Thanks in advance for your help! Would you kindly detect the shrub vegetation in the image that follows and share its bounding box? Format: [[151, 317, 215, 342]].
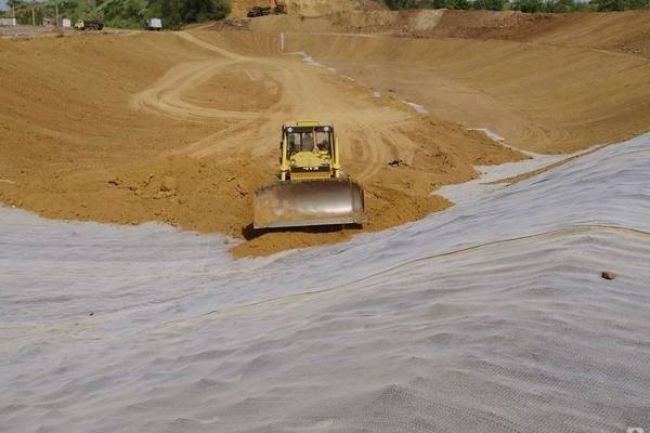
[[3, 0, 230, 28]]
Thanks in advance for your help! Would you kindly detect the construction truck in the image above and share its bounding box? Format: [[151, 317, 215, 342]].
[[253, 121, 366, 229], [74, 19, 104, 30], [143, 17, 162, 31]]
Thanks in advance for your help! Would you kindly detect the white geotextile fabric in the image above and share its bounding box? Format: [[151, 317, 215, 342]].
[[1, 134, 649, 432]]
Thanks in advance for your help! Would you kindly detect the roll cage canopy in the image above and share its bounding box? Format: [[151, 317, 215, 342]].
[[284, 123, 334, 155]]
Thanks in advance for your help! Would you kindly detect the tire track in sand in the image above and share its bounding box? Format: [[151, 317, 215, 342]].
[[132, 29, 422, 166], [127, 29, 524, 256]]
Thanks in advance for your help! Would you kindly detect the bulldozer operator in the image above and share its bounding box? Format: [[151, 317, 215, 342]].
[[287, 130, 331, 154]]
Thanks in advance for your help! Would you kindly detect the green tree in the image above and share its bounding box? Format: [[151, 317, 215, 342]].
[[148, 0, 228, 28], [593, 0, 625, 10], [381, 0, 413, 8], [157, 0, 181, 27], [447, 0, 470, 9], [472, 0, 505, 10]]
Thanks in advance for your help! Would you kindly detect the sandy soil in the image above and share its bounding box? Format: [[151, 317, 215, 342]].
[[286, 20, 650, 153], [0, 27, 523, 256], [1, 10, 649, 256]]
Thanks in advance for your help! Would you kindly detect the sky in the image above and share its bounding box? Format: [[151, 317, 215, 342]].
[[0, 0, 7, 12]]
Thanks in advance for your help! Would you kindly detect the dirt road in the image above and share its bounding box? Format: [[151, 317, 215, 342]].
[[136, 31, 455, 175]]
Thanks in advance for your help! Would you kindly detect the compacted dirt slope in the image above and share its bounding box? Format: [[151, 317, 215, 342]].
[[285, 11, 650, 153], [2, 10, 649, 256], [0, 29, 521, 256]]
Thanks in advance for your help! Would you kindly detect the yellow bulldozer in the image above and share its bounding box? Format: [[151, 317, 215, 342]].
[[253, 121, 366, 229]]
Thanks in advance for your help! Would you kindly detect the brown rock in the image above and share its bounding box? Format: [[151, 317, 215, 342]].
[[601, 271, 616, 280]]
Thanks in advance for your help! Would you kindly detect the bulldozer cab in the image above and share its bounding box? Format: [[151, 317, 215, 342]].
[[286, 127, 332, 154]]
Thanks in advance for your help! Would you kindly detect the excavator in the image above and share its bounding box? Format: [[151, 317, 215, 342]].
[[253, 121, 366, 229], [247, 0, 287, 17]]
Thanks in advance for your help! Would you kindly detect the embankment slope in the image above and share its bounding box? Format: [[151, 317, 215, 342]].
[[2, 11, 649, 254], [0, 29, 522, 256], [283, 10, 650, 153]]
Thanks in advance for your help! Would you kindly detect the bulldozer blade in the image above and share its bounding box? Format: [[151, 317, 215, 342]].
[[253, 179, 366, 229]]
